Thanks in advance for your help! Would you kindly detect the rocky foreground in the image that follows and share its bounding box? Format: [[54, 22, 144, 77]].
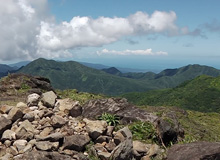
[[0, 90, 168, 160], [0, 74, 220, 160]]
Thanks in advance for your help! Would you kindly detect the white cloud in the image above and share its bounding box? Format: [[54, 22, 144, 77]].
[[37, 10, 179, 51], [0, 0, 183, 61], [97, 49, 168, 56]]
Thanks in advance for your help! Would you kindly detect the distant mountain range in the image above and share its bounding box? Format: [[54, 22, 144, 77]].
[[122, 75, 220, 112], [16, 58, 220, 95]]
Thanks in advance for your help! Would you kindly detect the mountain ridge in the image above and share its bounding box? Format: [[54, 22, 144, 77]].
[[17, 58, 220, 95]]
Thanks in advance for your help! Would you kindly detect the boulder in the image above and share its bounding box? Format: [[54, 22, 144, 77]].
[[0, 116, 12, 136], [8, 107, 23, 121], [83, 118, 107, 139], [110, 127, 133, 160], [62, 134, 90, 151], [82, 98, 158, 123], [27, 93, 40, 107], [167, 141, 220, 160], [41, 91, 57, 108]]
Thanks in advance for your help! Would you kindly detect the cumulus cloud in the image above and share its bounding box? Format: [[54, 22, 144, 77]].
[[0, 0, 193, 61], [37, 10, 179, 51], [96, 49, 168, 56]]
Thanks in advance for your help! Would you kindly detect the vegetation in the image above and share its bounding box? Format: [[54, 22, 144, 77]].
[[17, 58, 220, 95], [128, 121, 158, 144], [98, 112, 120, 126], [140, 106, 220, 143], [18, 58, 155, 95], [122, 75, 220, 112], [56, 89, 104, 104]]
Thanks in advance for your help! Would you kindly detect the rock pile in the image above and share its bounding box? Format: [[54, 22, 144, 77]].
[[0, 91, 163, 160]]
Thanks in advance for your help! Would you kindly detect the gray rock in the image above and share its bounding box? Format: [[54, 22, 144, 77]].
[[0, 116, 12, 136], [1, 130, 16, 141], [8, 107, 23, 121], [69, 104, 82, 117], [27, 93, 40, 107], [167, 141, 220, 160], [21, 150, 74, 160], [35, 141, 59, 151], [84, 118, 107, 139], [62, 134, 90, 151], [133, 141, 150, 156], [98, 152, 111, 160], [82, 98, 158, 123], [23, 112, 35, 122], [42, 132, 64, 142], [51, 115, 66, 128], [15, 127, 34, 140], [16, 102, 28, 110], [41, 91, 57, 108], [110, 127, 133, 160], [13, 139, 27, 152], [106, 126, 114, 136], [105, 140, 116, 152], [0, 105, 13, 114], [0, 153, 13, 160]]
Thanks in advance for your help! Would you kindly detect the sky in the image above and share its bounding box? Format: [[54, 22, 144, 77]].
[[0, 0, 220, 71]]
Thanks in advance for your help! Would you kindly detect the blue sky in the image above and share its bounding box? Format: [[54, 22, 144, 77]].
[[1, 0, 220, 71]]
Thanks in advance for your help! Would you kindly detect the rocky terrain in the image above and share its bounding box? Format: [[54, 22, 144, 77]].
[[0, 74, 220, 160]]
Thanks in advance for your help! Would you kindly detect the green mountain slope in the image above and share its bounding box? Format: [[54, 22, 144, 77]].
[[17, 58, 220, 96], [17, 58, 155, 95], [122, 75, 220, 112]]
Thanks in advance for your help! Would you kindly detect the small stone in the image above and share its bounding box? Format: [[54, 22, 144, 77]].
[[113, 131, 125, 145], [8, 107, 23, 121], [62, 134, 90, 152], [35, 141, 59, 151], [1, 130, 16, 141], [1, 153, 13, 160], [13, 139, 27, 152], [22, 143, 33, 153], [83, 118, 107, 140], [0, 116, 12, 136], [95, 135, 111, 144], [106, 126, 114, 136], [27, 93, 40, 107], [9, 146, 19, 155], [16, 102, 28, 110], [41, 91, 57, 108], [29, 106, 38, 111], [133, 141, 150, 155], [4, 140, 12, 147], [105, 140, 116, 152], [39, 127, 53, 137], [94, 143, 108, 152], [51, 115, 66, 128], [69, 104, 82, 117], [147, 144, 160, 157], [0, 105, 13, 114], [98, 152, 111, 160], [23, 112, 35, 122]]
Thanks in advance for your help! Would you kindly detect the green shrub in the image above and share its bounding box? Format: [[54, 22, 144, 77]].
[[98, 112, 120, 126], [129, 121, 158, 143]]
